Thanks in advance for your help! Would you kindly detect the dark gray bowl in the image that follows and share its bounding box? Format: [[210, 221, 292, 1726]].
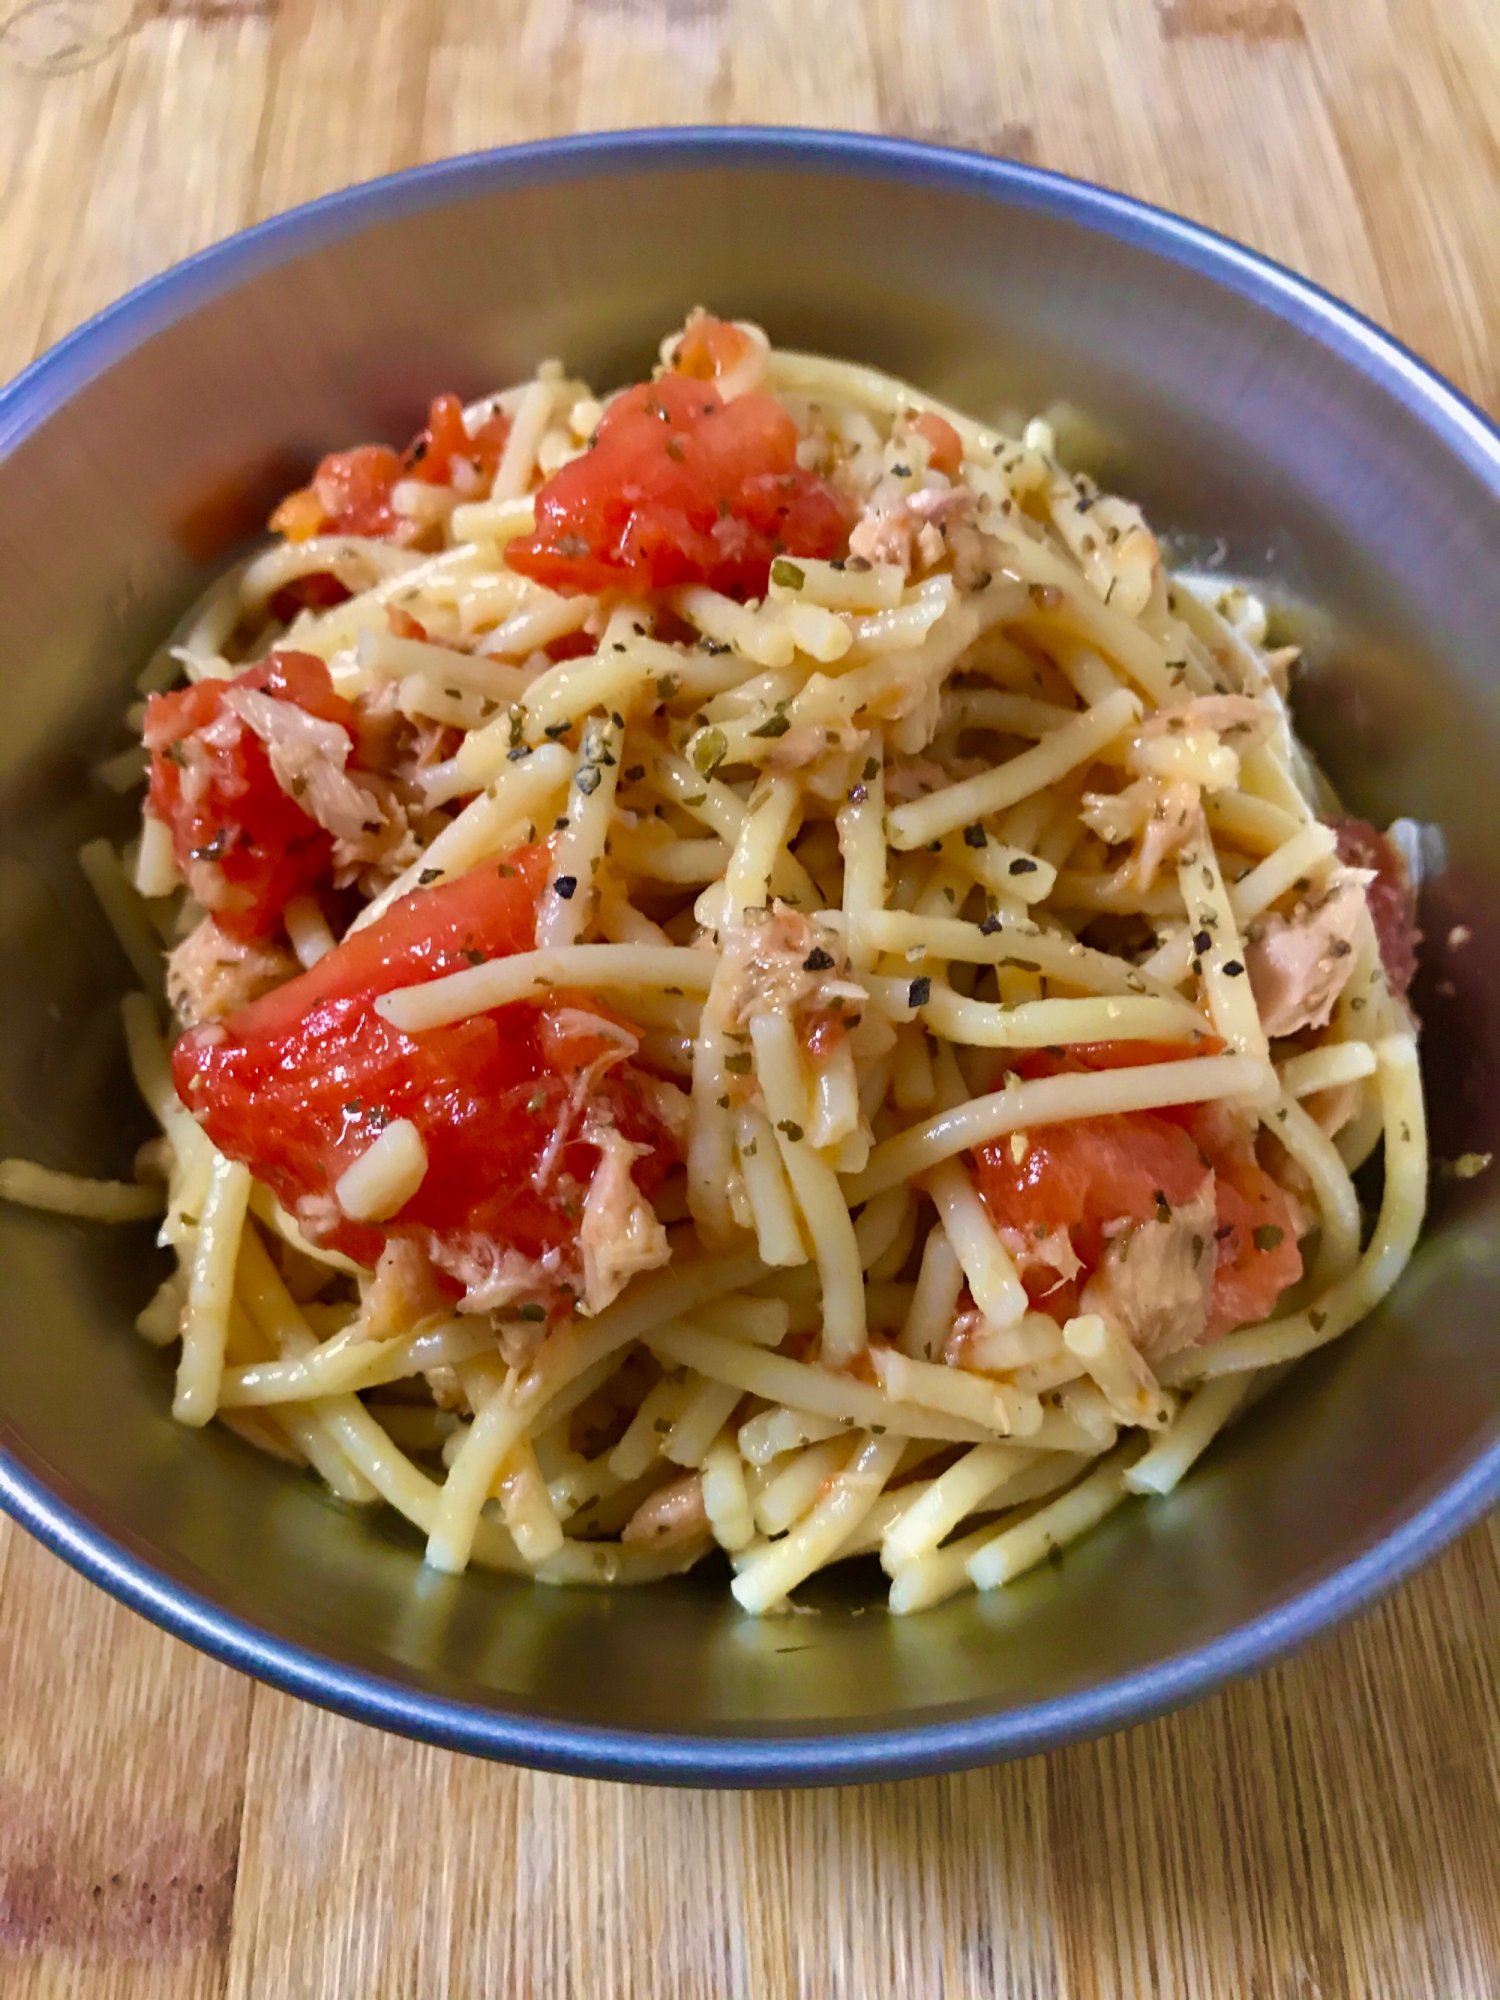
[[2, 131, 1497, 1785]]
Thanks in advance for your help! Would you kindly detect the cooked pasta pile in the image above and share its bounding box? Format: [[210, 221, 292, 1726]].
[[1, 314, 1427, 1615]]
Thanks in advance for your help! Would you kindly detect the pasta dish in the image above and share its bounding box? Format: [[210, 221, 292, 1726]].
[[1, 314, 1426, 1615]]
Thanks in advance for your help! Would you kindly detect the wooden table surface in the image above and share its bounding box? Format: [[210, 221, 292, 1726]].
[[2, 2, 1498, 1994]]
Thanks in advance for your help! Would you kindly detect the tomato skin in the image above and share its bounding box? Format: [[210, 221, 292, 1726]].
[[1202, 1139, 1304, 1337], [254, 648, 360, 731], [171, 849, 677, 1278], [309, 443, 405, 539], [909, 411, 964, 479], [505, 374, 852, 599], [976, 1110, 1209, 1273], [668, 313, 757, 382], [1332, 817, 1419, 998], [224, 845, 550, 1041], [144, 650, 356, 941], [387, 606, 428, 642], [177, 992, 670, 1272], [542, 627, 597, 663], [972, 1040, 1302, 1339]]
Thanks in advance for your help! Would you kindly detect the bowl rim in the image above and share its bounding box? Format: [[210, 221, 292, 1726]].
[[2, 126, 1498, 1787]]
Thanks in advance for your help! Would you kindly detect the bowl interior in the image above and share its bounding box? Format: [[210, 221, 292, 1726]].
[[3, 139, 1498, 1777]]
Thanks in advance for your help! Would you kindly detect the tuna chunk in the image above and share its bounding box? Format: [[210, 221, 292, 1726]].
[[848, 505, 920, 573], [1245, 869, 1365, 1038], [1134, 694, 1271, 751], [166, 916, 298, 1026], [847, 485, 976, 578], [718, 904, 867, 1031], [1079, 1178, 1217, 1359], [577, 1119, 672, 1316], [994, 1223, 1084, 1294], [622, 1470, 709, 1548], [359, 1236, 449, 1342], [427, 1236, 567, 1341], [223, 682, 414, 882], [1080, 775, 1200, 891]]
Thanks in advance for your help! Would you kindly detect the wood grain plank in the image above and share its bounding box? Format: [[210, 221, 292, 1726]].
[[1301, 0, 1500, 411], [247, 0, 439, 218], [0, 5, 277, 384], [422, 0, 567, 157], [41, 13, 275, 351], [863, 0, 1039, 159], [0, 1529, 253, 2000], [226, 1680, 1064, 1999], [1043, 1515, 1500, 2000], [721, 0, 880, 132], [0, 44, 133, 384], [570, 0, 730, 131], [224, 1692, 453, 1999], [211, 1523, 1499, 1999], [929, 0, 1393, 328]]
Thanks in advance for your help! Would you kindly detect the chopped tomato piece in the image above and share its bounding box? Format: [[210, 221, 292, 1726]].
[[400, 393, 511, 489], [307, 442, 405, 540], [463, 408, 513, 482], [668, 312, 757, 382], [972, 1040, 1302, 1339], [805, 1014, 849, 1063], [267, 395, 512, 546], [387, 606, 428, 642], [144, 650, 357, 941], [976, 1110, 1210, 1274], [1333, 817, 1419, 998], [404, 393, 470, 486], [268, 486, 326, 543], [537, 995, 643, 1077], [268, 571, 353, 622], [227, 845, 549, 1040], [505, 373, 852, 599], [254, 648, 360, 730], [172, 851, 678, 1285], [909, 410, 964, 479], [1024, 1038, 1226, 1073], [542, 627, 597, 663], [1203, 1134, 1304, 1337]]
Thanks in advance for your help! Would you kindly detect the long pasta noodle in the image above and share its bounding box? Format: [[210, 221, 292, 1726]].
[[3, 317, 1428, 1616], [1159, 1038, 1425, 1384]]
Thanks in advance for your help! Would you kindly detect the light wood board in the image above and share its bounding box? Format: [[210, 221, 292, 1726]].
[[1, 2, 1497, 1994]]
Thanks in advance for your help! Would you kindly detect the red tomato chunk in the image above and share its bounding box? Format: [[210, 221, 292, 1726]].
[[505, 373, 852, 599], [144, 650, 357, 942], [972, 1043, 1303, 1340], [172, 849, 678, 1287], [1332, 817, 1419, 999], [269, 394, 512, 545], [668, 312, 758, 382], [908, 410, 964, 480]]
